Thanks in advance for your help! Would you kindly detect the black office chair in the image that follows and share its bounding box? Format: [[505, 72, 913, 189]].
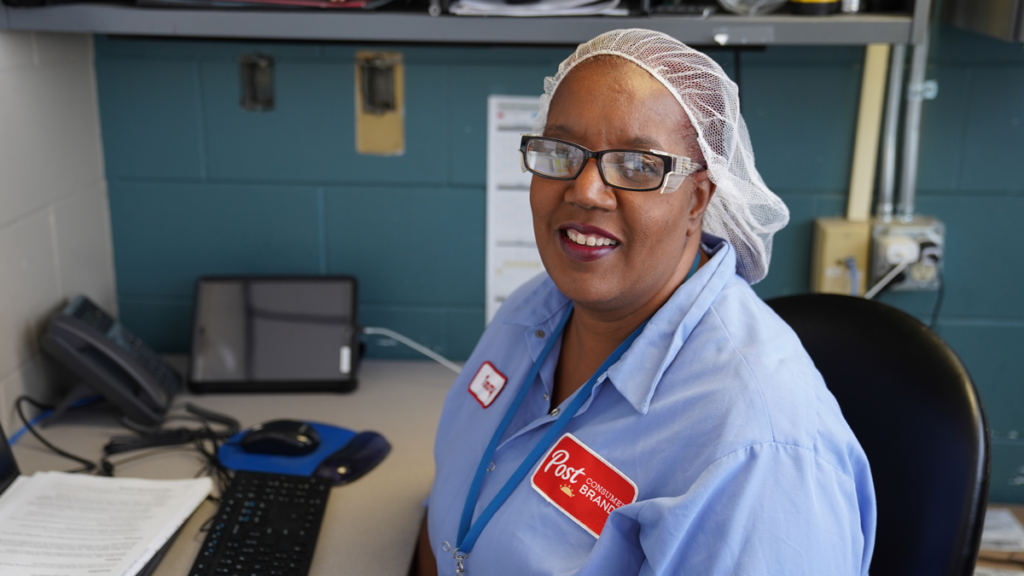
[[766, 294, 990, 576]]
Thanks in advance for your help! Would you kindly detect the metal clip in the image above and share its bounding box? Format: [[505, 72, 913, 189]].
[[909, 79, 939, 101], [454, 549, 469, 576]]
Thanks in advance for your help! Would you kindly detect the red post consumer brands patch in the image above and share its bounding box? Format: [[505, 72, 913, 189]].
[[531, 433, 638, 538], [468, 362, 507, 408]]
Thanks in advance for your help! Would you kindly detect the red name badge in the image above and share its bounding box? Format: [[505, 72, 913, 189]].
[[468, 362, 507, 408], [531, 433, 638, 538]]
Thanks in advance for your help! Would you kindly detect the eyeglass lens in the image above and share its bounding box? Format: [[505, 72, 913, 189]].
[[524, 138, 665, 191], [525, 138, 584, 178]]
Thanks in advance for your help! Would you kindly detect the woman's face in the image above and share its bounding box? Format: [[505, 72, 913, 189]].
[[531, 57, 714, 317]]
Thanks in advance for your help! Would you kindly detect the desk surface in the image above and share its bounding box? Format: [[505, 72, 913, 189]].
[[10, 359, 456, 576]]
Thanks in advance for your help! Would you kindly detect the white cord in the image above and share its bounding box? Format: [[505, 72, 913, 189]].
[[362, 327, 462, 374], [864, 260, 911, 300]]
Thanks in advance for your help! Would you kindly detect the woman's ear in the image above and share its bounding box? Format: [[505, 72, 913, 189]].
[[687, 171, 716, 236]]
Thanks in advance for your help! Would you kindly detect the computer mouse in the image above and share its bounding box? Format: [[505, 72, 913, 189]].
[[313, 431, 391, 486], [240, 420, 321, 456]]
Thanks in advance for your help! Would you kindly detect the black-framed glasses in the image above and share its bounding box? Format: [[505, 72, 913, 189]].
[[518, 134, 705, 193]]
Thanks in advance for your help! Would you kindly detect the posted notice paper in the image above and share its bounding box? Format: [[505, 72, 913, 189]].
[[0, 471, 211, 576], [486, 95, 544, 322]]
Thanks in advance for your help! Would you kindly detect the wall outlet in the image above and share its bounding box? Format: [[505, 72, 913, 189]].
[[811, 218, 871, 296], [870, 216, 945, 292]]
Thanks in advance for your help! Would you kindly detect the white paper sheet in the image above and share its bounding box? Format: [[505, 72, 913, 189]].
[[0, 471, 211, 576], [983, 508, 1024, 552], [450, 0, 620, 16], [486, 96, 544, 322], [975, 568, 1024, 576]]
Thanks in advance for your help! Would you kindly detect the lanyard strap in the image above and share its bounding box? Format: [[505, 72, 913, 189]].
[[454, 304, 570, 553], [456, 310, 646, 556], [455, 253, 701, 557]]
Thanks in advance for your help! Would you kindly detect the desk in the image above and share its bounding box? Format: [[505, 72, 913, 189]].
[[10, 359, 456, 576], [977, 505, 1024, 574]]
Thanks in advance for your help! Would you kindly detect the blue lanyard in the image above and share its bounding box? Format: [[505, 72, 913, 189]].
[[453, 254, 701, 565]]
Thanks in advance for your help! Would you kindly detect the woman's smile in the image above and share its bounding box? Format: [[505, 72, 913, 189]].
[[558, 224, 621, 262]]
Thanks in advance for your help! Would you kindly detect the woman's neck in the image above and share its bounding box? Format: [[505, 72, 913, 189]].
[[550, 248, 706, 408]]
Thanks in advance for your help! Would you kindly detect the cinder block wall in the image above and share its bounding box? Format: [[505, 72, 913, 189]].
[[94, 28, 1024, 501], [0, 32, 115, 433]]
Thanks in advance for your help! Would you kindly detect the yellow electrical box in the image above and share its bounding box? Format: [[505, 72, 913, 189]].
[[810, 218, 871, 296], [355, 51, 404, 156]]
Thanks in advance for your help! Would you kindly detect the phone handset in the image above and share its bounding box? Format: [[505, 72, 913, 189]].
[[40, 296, 180, 426]]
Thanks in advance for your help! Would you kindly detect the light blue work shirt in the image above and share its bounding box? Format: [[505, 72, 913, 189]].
[[426, 235, 876, 575]]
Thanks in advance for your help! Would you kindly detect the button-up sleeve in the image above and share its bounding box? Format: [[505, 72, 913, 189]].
[[584, 442, 873, 576]]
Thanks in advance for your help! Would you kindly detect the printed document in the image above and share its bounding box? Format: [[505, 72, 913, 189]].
[[486, 96, 544, 322], [975, 568, 1024, 576], [0, 471, 211, 576], [982, 508, 1024, 552]]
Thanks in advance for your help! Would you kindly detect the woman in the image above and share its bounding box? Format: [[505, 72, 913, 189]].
[[416, 29, 875, 575]]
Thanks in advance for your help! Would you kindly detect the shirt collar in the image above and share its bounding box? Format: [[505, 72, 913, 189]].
[[608, 234, 736, 414], [505, 275, 568, 330], [504, 233, 738, 414]]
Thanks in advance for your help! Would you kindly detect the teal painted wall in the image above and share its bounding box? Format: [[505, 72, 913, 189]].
[[95, 27, 1024, 500]]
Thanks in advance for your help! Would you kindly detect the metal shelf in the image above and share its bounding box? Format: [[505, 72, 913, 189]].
[[0, 4, 924, 46]]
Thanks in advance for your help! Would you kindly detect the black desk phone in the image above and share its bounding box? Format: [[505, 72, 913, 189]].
[[40, 296, 181, 426]]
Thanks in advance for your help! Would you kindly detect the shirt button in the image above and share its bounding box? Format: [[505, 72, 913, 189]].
[[549, 407, 560, 416], [442, 541, 451, 552], [542, 393, 549, 401], [535, 330, 545, 338]]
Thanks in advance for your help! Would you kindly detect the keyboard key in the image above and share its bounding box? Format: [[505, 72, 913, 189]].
[[187, 472, 330, 576]]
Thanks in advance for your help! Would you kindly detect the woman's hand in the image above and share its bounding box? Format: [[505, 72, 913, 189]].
[[411, 512, 437, 576]]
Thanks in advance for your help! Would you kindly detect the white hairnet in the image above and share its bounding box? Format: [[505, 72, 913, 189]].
[[533, 28, 789, 284]]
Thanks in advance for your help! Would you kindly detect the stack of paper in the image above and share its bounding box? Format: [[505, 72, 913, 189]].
[[0, 472, 211, 576], [981, 508, 1024, 552], [450, 0, 624, 17], [975, 508, 1024, 575]]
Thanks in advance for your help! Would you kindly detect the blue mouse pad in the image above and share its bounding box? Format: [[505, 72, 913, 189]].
[[218, 421, 357, 476]]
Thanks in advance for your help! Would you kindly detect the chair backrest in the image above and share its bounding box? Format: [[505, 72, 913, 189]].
[[766, 294, 989, 576]]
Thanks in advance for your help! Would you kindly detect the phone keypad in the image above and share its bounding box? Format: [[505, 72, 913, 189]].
[[109, 324, 181, 401]]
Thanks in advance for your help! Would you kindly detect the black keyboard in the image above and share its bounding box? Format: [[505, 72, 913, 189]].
[[189, 471, 332, 576]]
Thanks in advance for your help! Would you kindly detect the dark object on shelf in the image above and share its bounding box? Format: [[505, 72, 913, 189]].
[[790, 0, 840, 14], [2, 0, 68, 6], [863, 0, 912, 12], [138, 0, 393, 8], [651, 1, 716, 15], [944, 0, 1024, 43], [716, 0, 785, 15], [766, 294, 989, 576]]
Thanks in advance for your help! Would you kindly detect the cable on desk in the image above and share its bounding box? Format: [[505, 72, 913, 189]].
[[102, 402, 239, 487], [104, 403, 239, 455], [362, 326, 462, 374], [15, 396, 100, 474], [9, 394, 102, 445], [12, 395, 240, 482]]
